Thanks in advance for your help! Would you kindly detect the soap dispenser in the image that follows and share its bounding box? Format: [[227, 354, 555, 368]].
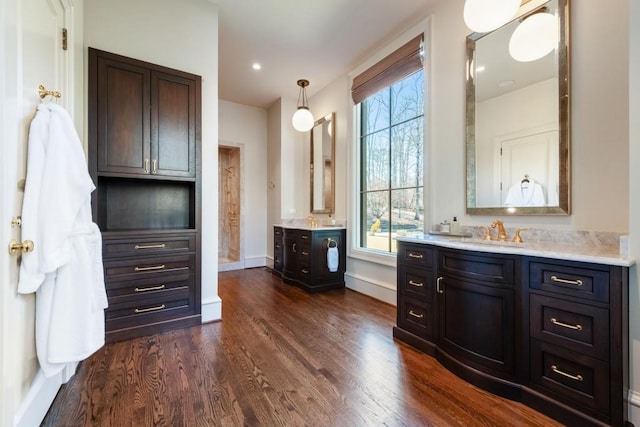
[[451, 217, 461, 235]]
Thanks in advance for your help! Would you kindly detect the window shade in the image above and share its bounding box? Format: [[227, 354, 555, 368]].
[[351, 34, 424, 105]]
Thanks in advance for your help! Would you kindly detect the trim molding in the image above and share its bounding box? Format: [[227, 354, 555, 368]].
[[244, 256, 266, 269], [344, 272, 397, 306], [629, 389, 640, 424], [14, 363, 77, 427], [201, 296, 222, 323]]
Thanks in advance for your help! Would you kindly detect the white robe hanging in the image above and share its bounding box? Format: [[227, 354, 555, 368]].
[[504, 180, 546, 207], [18, 103, 108, 378]]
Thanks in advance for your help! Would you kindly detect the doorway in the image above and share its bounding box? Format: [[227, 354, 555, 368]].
[[218, 145, 243, 270]]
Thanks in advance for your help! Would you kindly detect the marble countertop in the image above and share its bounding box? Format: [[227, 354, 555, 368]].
[[274, 223, 346, 231], [396, 233, 635, 267]]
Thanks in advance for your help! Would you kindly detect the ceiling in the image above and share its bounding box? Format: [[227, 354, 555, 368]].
[[217, 0, 438, 108]]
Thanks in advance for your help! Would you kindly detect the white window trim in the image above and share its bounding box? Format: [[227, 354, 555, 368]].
[[347, 17, 432, 267]]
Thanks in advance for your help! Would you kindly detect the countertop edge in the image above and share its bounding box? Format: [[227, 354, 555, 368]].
[[396, 235, 636, 267], [274, 224, 347, 231]]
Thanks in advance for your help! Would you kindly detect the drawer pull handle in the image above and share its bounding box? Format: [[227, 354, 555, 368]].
[[550, 317, 583, 331], [134, 243, 166, 250], [301, 269, 309, 274], [134, 304, 166, 314], [551, 365, 583, 382], [550, 275, 583, 286], [301, 235, 309, 239], [409, 310, 424, 319], [134, 264, 166, 272], [408, 252, 423, 259], [409, 280, 424, 287], [135, 284, 166, 292], [436, 276, 444, 294], [301, 251, 309, 256]]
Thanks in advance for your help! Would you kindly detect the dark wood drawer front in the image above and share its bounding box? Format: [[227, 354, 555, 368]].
[[530, 294, 609, 360], [298, 243, 311, 267], [274, 227, 283, 239], [298, 265, 312, 280], [104, 254, 193, 282], [103, 235, 194, 258], [439, 249, 515, 286], [398, 266, 432, 302], [106, 272, 193, 304], [298, 230, 312, 242], [398, 298, 433, 339], [529, 261, 609, 303], [531, 340, 609, 416], [398, 244, 433, 269], [106, 296, 194, 329]]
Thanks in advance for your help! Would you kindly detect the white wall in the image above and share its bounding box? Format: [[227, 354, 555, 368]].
[[84, 0, 221, 321], [219, 100, 268, 268], [628, 0, 639, 422]]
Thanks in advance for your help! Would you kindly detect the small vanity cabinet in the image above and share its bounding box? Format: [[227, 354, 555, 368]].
[[394, 240, 631, 427], [272, 226, 346, 292]]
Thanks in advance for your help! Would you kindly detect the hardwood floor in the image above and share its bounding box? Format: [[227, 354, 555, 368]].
[[42, 268, 562, 426]]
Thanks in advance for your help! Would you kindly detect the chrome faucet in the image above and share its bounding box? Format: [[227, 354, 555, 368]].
[[491, 220, 507, 241]]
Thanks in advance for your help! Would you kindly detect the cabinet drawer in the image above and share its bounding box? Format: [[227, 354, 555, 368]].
[[528, 260, 609, 303], [298, 265, 312, 280], [106, 296, 194, 330], [398, 298, 433, 339], [439, 249, 516, 286], [104, 254, 193, 282], [530, 340, 609, 417], [274, 227, 283, 239], [297, 243, 311, 266], [103, 235, 195, 258], [530, 294, 609, 360], [298, 230, 312, 242], [106, 272, 193, 305], [398, 244, 433, 269], [398, 266, 432, 302]]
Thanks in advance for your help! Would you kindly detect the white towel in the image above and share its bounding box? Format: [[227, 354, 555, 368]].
[[327, 246, 339, 273]]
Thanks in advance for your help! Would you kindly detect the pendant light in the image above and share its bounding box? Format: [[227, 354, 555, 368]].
[[463, 0, 520, 33], [509, 11, 559, 62], [292, 79, 314, 132]]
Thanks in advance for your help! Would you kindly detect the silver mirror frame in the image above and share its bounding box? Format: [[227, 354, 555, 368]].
[[466, 0, 570, 215], [310, 112, 335, 214]]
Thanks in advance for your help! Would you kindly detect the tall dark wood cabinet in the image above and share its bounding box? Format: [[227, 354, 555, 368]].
[[89, 48, 202, 343]]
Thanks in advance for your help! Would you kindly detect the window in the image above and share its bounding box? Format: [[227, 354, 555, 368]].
[[352, 34, 425, 254]]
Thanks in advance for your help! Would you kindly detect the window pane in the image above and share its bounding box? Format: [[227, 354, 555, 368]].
[[363, 131, 390, 191], [391, 71, 424, 125], [362, 190, 390, 251], [391, 117, 423, 189], [362, 89, 390, 134], [391, 188, 424, 240]]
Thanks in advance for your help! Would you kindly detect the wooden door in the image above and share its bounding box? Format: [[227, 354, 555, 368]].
[[151, 71, 198, 177], [92, 49, 151, 176], [1, 0, 77, 424]]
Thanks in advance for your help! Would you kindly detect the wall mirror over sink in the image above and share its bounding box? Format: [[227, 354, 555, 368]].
[[310, 112, 335, 214], [466, 0, 570, 215]]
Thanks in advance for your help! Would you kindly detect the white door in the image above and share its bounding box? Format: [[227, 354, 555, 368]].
[[1, 0, 77, 424], [499, 130, 559, 206]]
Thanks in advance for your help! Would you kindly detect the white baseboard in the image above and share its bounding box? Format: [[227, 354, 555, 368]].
[[629, 389, 640, 425], [201, 296, 222, 323], [244, 256, 266, 269], [344, 272, 397, 306], [14, 362, 77, 427]]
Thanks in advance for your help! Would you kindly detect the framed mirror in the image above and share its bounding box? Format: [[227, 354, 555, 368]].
[[310, 112, 335, 214], [466, 0, 570, 215]]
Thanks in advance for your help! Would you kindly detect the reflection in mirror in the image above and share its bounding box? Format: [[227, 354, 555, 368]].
[[466, 0, 570, 215], [311, 112, 335, 214]]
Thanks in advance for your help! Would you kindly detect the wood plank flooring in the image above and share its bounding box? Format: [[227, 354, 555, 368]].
[[42, 268, 562, 426]]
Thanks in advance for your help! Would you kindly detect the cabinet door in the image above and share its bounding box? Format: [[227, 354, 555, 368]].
[[282, 231, 298, 279], [311, 230, 345, 281], [438, 275, 515, 377], [151, 71, 198, 178], [96, 54, 151, 175]]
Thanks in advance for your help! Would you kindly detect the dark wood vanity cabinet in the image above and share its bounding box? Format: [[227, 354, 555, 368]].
[[89, 48, 202, 342], [273, 227, 346, 292], [394, 241, 630, 427]]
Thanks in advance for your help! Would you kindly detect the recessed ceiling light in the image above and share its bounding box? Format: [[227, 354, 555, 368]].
[[252, 63, 262, 70]]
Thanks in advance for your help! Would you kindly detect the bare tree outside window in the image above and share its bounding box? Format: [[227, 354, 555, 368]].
[[360, 70, 424, 253]]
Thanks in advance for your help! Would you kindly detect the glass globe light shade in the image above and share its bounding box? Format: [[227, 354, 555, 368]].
[[509, 12, 559, 62], [292, 107, 314, 132], [464, 0, 520, 33]]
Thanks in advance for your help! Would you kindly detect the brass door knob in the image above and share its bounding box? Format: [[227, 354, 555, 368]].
[[9, 239, 34, 256]]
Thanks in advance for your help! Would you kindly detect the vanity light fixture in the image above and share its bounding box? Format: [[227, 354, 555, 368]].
[[292, 79, 314, 132], [509, 10, 559, 62], [463, 0, 520, 33]]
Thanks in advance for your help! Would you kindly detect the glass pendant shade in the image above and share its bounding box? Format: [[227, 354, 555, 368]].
[[509, 12, 559, 62], [464, 0, 520, 33], [292, 107, 314, 132]]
